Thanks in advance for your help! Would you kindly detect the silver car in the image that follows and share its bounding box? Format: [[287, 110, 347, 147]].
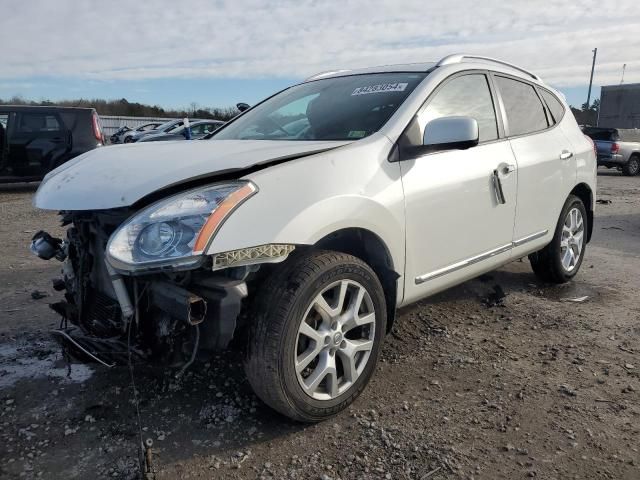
[[32, 54, 596, 422]]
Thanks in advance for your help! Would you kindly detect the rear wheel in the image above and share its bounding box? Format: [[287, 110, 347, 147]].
[[529, 195, 587, 283], [622, 155, 640, 176], [244, 250, 386, 422]]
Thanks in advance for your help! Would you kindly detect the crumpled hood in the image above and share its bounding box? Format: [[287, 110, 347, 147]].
[[34, 139, 349, 210]]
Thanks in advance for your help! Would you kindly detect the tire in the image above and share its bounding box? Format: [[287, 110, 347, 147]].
[[529, 195, 587, 283], [622, 155, 640, 176], [244, 250, 387, 422], [124, 136, 134, 144]]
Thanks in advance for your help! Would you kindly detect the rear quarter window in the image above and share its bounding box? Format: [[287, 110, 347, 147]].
[[539, 89, 565, 124]]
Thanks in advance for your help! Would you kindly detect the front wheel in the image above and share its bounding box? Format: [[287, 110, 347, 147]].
[[529, 195, 587, 283], [244, 250, 386, 422]]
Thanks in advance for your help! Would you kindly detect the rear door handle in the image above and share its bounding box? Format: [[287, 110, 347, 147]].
[[560, 150, 574, 160]]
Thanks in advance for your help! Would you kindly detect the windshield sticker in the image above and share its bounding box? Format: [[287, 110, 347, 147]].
[[351, 82, 408, 96], [347, 130, 367, 138]]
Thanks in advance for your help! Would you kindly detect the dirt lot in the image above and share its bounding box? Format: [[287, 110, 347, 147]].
[[0, 171, 638, 480]]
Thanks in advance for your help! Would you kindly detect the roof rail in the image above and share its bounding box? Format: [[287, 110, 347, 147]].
[[436, 54, 541, 81], [304, 69, 351, 82]]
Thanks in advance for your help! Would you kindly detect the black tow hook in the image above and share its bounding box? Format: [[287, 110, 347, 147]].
[[30, 230, 66, 261]]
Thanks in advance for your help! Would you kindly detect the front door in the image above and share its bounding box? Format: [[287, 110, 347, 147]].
[[399, 72, 518, 304]]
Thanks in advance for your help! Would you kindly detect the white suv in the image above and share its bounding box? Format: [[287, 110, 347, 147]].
[[33, 54, 596, 422]]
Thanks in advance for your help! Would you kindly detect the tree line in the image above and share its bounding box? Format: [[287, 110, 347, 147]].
[[0, 96, 239, 121], [570, 99, 600, 126]]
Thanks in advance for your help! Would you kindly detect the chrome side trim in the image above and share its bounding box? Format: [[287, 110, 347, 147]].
[[512, 229, 548, 247], [414, 229, 548, 284], [415, 243, 512, 284]]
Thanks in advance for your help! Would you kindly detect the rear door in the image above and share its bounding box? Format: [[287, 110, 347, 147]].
[[493, 74, 576, 251], [8, 110, 70, 177]]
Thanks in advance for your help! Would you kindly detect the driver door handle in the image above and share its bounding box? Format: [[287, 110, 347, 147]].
[[560, 150, 574, 160], [492, 169, 506, 205]]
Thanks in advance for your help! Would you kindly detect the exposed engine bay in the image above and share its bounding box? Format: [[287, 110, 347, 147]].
[[32, 209, 252, 369]]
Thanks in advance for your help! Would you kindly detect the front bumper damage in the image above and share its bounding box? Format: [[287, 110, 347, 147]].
[[31, 210, 252, 369]]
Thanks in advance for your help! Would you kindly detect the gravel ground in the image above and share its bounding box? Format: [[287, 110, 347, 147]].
[[0, 171, 638, 480]]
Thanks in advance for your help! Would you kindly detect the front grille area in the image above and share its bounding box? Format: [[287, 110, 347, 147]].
[[84, 289, 123, 337]]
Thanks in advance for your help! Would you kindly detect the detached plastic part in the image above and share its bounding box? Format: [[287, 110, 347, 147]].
[[30, 231, 66, 261]]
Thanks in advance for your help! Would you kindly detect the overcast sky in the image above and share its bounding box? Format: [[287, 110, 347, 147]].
[[1, 0, 638, 108]]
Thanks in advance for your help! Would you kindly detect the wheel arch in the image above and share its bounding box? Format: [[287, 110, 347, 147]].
[[310, 227, 399, 333], [570, 183, 594, 242]]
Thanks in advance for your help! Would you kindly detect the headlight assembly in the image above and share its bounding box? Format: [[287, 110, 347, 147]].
[[107, 182, 257, 272]]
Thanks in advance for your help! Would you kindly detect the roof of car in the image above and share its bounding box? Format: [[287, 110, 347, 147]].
[[305, 63, 437, 81], [0, 105, 96, 112], [304, 54, 543, 84]]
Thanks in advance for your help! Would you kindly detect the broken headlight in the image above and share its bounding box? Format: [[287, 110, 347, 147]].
[[107, 182, 257, 272]]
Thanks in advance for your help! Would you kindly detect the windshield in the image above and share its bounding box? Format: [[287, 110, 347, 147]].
[[214, 72, 426, 141]]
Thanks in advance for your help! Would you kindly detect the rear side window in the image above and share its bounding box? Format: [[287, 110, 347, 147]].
[[419, 74, 499, 142], [18, 113, 62, 133], [539, 89, 565, 124], [495, 76, 548, 136]]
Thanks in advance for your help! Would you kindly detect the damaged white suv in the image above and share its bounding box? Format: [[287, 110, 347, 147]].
[[32, 54, 596, 422]]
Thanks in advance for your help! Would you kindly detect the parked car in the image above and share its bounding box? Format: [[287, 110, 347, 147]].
[[122, 119, 194, 143], [0, 105, 104, 182], [31, 54, 596, 422], [110, 122, 162, 144], [583, 126, 640, 176], [109, 125, 131, 144], [138, 120, 224, 142]]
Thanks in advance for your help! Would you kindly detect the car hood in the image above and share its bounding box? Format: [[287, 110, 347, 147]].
[[34, 139, 350, 210]]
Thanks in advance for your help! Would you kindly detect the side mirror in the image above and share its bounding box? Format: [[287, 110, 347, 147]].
[[423, 116, 479, 151], [236, 102, 250, 112]]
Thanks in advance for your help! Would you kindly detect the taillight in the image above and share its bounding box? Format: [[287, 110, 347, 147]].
[[611, 142, 620, 154], [91, 112, 103, 143]]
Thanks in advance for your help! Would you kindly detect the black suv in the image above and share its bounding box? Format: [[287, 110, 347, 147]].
[[0, 106, 105, 182]]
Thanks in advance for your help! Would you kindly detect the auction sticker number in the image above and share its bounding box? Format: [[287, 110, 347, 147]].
[[351, 82, 408, 96]]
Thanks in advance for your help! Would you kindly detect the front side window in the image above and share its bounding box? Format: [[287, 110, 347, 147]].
[[419, 74, 499, 143], [495, 76, 548, 136], [214, 72, 427, 141]]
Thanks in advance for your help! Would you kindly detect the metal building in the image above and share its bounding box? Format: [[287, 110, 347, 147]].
[[598, 83, 640, 128]]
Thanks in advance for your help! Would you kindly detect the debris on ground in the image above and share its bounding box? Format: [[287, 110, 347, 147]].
[[482, 285, 506, 307], [559, 384, 578, 397], [561, 295, 590, 303], [30, 290, 48, 300]]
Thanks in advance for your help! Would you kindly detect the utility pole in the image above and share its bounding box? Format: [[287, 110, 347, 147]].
[[621, 63, 626, 84], [586, 48, 597, 108]]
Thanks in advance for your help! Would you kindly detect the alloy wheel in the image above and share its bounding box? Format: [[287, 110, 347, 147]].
[[295, 279, 376, 401], [560, 207, 584, 272]]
